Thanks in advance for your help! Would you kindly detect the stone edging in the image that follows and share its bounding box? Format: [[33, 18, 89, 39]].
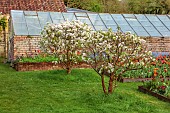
[[119, 77, 170, 83], [138, 86, 170, 103], [14, 62, 91, 71]]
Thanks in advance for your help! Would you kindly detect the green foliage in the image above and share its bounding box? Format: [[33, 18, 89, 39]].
[[143, 78, 170, 97], [64, 0, 170, 14], [0, 62, 170, 113], [66, 0, 103, 12], [0, 16, 6, 31], [127, 0, 170, 14], [17, 55, 58, 63]]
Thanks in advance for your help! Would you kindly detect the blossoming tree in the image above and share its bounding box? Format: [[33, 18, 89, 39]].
[[40, 20, 91, 74], [84, 29, 155, 94]]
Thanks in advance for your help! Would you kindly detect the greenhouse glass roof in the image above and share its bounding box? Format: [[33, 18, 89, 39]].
[[11, 10, 170, 37]]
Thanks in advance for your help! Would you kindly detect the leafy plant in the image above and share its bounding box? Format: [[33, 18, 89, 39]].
[[18, 55, 58, 63], [40, 20, 91, 74], [143, 54, 170, 97], [84, 29, 154, 94]]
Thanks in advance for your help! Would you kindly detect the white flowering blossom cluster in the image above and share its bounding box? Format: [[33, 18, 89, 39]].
[[40, 20, 154, 93], [83, 29, 154, 93], [40, 20, 92, 73], [84, 29, 154, 75]]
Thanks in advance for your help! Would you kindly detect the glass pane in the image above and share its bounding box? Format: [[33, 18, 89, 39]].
[[135, 31, 150, 37], [144, 26, 158, 32], [144, 26, 162, 37], [103, 20, 116, 25], [77, 17, 92, 25], [166, 26, 170, 30], [127, 20, 141, 26], [11, 10, 25, 23], [24, 11, 37, 16], [168, 15, 170, 18], [53, 20, 65, 24], [135, 14, 148, 21], [50, 12, 65, 24], [120, 25, 135, 33], [25, 16, 41, 35], [132, 26, 146, 32], [88, 13, 100, 20], [145, 14, 159, 21], [13, 23, 28, 35], [92, 20, 105, 25], [62, 13, 76, 21], [115, 20, 128, 25], [123, 14, 136, 18], [159, 31, 170, 37], [106, 25, 118, 31], [150, 21, 164, 26], [94, 26, 107, 31], [25, 16, 40, 24], [99, 13, 113, 20], [11, 10, 24, 17], [38, 12, 52, 25], [139, 21, 152, 26], [155, 26, 169, 31], [161, 21, 170, 26], [50, 12, 64, 20], [27, 24, 42, 35], [75, 13, 87, 17], [111, 14, 124, 20], [157, 15, 170, 21], [148, 31, 162, 37]]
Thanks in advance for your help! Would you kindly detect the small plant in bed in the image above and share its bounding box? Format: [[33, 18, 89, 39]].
[[18, 55, 58, 63], [142, 77, 170, 98], [141, 54, 170, 98], [16, 50, 58, 63], [121, 54, 170, 79]]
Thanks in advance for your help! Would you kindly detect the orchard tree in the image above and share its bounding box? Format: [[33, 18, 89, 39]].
[[40, 20, 92, 74], [84, 29, 155, 94]]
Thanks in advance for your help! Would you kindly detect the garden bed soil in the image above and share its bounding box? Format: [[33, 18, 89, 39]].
[[14, 62, 91, 71], [138, 86, 170, 103], [119, 77, 170, 83]]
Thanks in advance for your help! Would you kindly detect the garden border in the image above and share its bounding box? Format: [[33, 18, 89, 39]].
[[138, 86, 170, 103], [119, 77, 170, 83], [14, 62, 91, 71]]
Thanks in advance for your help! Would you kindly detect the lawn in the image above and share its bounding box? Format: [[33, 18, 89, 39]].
[[0, 58, 170, 113]]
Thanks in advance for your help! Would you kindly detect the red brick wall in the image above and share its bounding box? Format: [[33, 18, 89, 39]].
[[12, 36, 41, 60], [145, 37, 170, 52], [14, 62, 91, 71], [0, 0, 66, 14], [10, 36, 170, 61]]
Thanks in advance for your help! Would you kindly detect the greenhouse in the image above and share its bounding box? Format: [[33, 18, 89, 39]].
[[9, 10, 170, 61]]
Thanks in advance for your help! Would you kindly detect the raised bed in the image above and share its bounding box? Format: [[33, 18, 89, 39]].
[[14, 62, 91, 71], [119, 77, 170, 83], [138, 86, 170, 103]]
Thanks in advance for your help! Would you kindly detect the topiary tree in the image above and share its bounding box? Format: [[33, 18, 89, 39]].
[[84, 29, 155, 94], [40, 20, 92, 74]]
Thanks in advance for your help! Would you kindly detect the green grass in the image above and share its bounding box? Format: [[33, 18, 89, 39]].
[[0, 58, 170, 113]]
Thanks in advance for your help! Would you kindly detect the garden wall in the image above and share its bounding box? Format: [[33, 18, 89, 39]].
[[14, 62, 91, 71], [10, 36, 41, 61], [10, 36, 170, 61], [146, 37, 170, 52]]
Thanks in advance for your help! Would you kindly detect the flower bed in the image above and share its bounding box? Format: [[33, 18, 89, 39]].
[[138, 86, 170, 103], [119, 54, 170, 82], [119, 77, 170, 83], [14, 62, 91, 71]]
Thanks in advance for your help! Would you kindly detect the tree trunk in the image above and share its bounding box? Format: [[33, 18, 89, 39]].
[[101, 74, 107, 94], [67, 67, 71, 74], [108, 74, 114, 94]]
